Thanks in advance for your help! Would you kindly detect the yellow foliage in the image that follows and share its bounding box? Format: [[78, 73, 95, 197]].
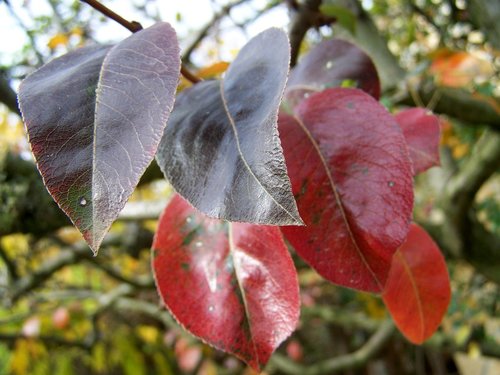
[[47, 33, 69, 49], [136, 325, 159, 344], [358, 293, 387, 319], [197, 61, 230, 79]]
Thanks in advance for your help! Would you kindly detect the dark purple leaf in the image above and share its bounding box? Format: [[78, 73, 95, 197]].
[[285, 39, 380, 108], [152, 194, 300, 371], [19, 23, 180, 253], [156, 28, 302, 226]]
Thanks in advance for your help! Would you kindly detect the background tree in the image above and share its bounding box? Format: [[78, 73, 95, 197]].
[[0, 0, 499, 374]]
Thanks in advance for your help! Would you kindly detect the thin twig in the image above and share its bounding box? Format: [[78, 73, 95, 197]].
[[182, 0, 248, 64], [269, 320, 395, 375], [81, 0, 201, 83]]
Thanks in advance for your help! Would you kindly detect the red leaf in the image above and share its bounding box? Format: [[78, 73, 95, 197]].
[[279, 88, 414, 292], [382, 223, 451, 344], [395, 108, 441, 175], [152, 195, 300, 371]]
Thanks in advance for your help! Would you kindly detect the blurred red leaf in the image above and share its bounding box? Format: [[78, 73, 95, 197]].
[[152, 195, 300, 371], [175, 337, 202, 372], [395, 108, 441, 175], [382, 223, 451, 344], [279, 88, 414, 292]]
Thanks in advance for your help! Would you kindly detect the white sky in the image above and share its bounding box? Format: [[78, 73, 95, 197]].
[[0, 0, 290, 68]]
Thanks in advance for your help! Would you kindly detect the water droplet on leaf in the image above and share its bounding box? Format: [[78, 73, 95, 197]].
[[79, 197, 88, 206], [195, 241, 203, 248], [326, 61, 333, 69], [388, 181, 395, 187], [208, 305, 214, 312]]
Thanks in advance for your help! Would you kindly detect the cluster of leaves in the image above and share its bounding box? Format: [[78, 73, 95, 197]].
[[18, 14, 451, 371]]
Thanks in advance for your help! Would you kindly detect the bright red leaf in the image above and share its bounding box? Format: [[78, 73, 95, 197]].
[[382, 223, 451, 344], [152, 195, 300, 371], [279, 88, 414, 292], [395, 108, 441, 175]]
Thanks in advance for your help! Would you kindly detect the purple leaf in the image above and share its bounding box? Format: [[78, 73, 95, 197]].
[[19, 23, 180, 253], [156, 28, 302, 226]]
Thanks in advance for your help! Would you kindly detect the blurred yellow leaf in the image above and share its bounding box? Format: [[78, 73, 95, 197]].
[[197, 61, 229, 79], [136, 325, 159, 344], [10, 340, 29, 375], [47, 33, 69, 49]]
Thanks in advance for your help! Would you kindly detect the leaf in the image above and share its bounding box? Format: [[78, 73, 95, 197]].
[[395, 108, 441, 175], [152, 194, 300, 371], [156, 28, 302, 226], [319, 5, 356, 34], [285, 39, 380, 109], [382, 223, 451, 344], [47, 33, 69, 49], [19, 23, 180, 253], [279, 88, 414, 292]]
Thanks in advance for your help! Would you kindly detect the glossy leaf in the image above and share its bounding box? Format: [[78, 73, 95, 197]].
[[156, 28, 302, 226], [19, 23, 180, 253], [279, 88, 414, 292], [152, 194, 300, 371], [285, 39, 380, 108], [382, 223, 451, 344], [395, 108, 441, 175]]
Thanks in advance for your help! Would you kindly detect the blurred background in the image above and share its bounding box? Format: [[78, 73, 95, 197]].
[[0, 0, 499, 374]]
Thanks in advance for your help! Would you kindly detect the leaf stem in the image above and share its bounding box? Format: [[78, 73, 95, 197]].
[[80, 0, 202, 84]]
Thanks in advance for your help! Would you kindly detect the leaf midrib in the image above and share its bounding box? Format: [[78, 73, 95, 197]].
[[293, 115, 383, 290], [219, 81, 300, 224]]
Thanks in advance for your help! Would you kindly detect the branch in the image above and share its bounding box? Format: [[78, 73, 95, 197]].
[[397, 83, 500, 131], [182, 0, 248, 64], [288, 0, 325, 67], [269, 320, 395, 375], [0, 71, 20, 115], [81, 0, 201, 83]]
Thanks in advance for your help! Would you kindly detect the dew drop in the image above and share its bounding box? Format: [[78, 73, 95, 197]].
[[195, 241, 203, 248], [208, 305, 214, 312], [186, 217, 193, 224], [388, 181, 395, 187], [79, 197, 88, 207], [326, 61, 333, 69]]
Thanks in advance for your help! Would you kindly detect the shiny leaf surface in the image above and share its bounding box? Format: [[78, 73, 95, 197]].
[[395, 108, 441, 175], [382, 223, 451, 344], [152, 194, 300, 371], [279, 88, 414, 292], [156, 28, 302, 226], [285, 39, 380, 108], [19, 23, 180, 253]]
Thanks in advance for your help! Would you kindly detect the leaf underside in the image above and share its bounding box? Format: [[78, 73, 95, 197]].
[[280, 88, 414, 292], [382, 223, 451, 344], [152, 194, 300, 371], [19, 22, 181, 253], [156, 28, 302, 226]]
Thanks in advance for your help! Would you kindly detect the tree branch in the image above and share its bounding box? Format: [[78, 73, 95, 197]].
[[269, 320, 395, 375], [288, 0, 325, 67], [0, 71, 20, 115], [182, 0, 248, 64]]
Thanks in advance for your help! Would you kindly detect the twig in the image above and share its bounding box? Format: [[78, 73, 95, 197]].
[[80, 0, 201, 83], [182, 0, 248, 64], [270, 320, 395, 375]]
